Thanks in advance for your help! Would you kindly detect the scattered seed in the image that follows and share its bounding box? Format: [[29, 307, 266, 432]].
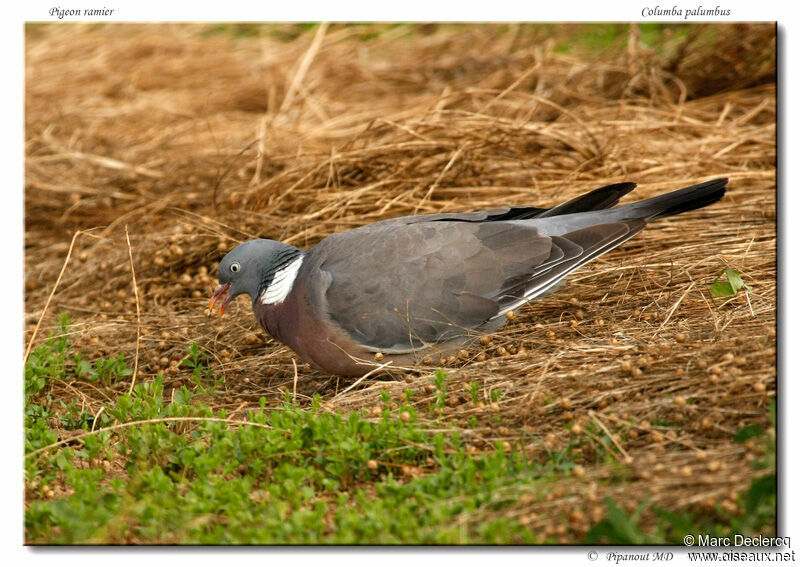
[[374, 352, 384, 362], [367, 460, 378, 471], [572, 465, 586, 478], [505, 310, 516, 321]]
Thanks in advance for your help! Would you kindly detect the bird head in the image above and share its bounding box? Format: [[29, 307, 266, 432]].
[[209, 239, 303, 316]]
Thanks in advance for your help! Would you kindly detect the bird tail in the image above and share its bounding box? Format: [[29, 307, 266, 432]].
[[621, 178, 728, 220], [529, 178, 728, 236]]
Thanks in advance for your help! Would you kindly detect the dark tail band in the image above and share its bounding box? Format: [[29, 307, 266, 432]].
[[631, 178, 728, 220]]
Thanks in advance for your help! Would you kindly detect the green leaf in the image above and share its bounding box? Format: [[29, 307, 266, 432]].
[[710, 268, 752, 297], [744, 473, 775, 515], [734, 424, 765, 443]]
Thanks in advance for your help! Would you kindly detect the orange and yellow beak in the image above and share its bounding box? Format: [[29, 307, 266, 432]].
[[209, 283, 232, 317]]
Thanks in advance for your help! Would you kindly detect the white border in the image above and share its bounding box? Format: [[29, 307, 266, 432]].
[[4, 1, 792, 565]]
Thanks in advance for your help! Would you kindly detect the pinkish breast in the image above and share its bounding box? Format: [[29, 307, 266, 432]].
[[253, 279, 370, 376]]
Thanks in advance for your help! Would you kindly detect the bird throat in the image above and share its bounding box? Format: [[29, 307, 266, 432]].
[[258, 251, 304, 305]]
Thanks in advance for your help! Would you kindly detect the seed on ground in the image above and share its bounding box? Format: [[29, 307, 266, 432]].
[[367, 460, 378, 471], [572, 465, 586, 478]]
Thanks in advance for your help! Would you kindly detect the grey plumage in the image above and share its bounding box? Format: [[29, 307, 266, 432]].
[[210, 178, 727, 376]]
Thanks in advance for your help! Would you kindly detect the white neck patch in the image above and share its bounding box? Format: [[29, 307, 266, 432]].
[[259, 256, 304, 305]]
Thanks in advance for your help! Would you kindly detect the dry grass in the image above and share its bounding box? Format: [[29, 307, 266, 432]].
[[25, 23, 775, 538]]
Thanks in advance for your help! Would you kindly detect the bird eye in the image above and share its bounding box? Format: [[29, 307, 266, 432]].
[[230, 262, 240, 273]]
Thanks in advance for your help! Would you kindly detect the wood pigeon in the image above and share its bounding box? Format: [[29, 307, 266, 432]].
[[209, 178, 727, 376]]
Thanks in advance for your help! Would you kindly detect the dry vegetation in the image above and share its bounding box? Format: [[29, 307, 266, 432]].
[[25, 23, 775, 539]]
